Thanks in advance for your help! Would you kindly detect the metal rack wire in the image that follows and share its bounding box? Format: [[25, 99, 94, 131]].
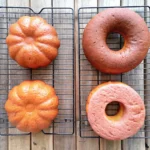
[[78, 6, 150, 138], [0, 7, 74, 136]]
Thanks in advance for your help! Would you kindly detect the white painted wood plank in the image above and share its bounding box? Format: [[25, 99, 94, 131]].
[[76, 0, 97, 120], [98, 0, 120, 6], [30, 0, 51, 13], [8, 0, 30, 7], [30, 1, 53, 150], [0, 0, 6, 5], [78, 0, 97, 7], [77, 0, 99, 150], [0, 1, 8, 150], [32, 132, 53, 150], [52, 1, 75, 150], [7, 1, 31, 150], [122, 0, 145, 150], [97, 1, 122, 150], [77, 121, 100, 150]]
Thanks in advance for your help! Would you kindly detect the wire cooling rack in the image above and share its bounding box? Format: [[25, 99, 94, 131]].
[[78, 6, 150, 138], [0, 7, 74, 136]]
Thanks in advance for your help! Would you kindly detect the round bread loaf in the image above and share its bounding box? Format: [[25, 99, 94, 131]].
[[5, 80, 58, 133], [83, 8, 150, 74], [86, 82, 145, 140], [6, 16, 60, 68]]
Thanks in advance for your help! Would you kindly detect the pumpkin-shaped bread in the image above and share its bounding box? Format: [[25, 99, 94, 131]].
[[5, 80, 59, 133], [6, 16, 60, 68]]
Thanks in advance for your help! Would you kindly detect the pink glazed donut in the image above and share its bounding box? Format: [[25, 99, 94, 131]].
[[86, 82, 145, 140]]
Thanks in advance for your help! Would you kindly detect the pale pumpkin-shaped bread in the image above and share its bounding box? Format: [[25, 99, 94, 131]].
[[6, 16, 60, 68], [5, 80, 59, 133]]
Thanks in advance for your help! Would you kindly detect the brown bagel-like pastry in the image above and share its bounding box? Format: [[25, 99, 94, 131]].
[[83, 8, 150, 74]]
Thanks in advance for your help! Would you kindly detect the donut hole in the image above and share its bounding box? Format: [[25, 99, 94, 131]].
[[106, 32, 124, 51], [105, 101, 124, 121], [105, 101, 120, 116]]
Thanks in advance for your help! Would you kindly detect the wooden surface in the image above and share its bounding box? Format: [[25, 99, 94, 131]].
[[121, 1, 145, 150], [76, 0, 99, 149], [0, 1, 7, 150], [0, 0, 150, 150], [30, 1, 53, 150], [99, 0, 121, 150], [7, 1, 31, 150]]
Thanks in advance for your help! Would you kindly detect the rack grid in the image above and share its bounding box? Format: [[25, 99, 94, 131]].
[[0, 7, 74, 136], [78, 6, 150, 138]]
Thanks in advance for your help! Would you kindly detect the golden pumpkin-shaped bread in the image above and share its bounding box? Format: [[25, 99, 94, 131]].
[[6, 16, 60, 68], [5, 80, 59, 133]]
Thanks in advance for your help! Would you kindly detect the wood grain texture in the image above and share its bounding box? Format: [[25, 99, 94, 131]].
[[144, 1, 150, 150], [121, 0, 145, 150], [97, 0, 121, 150], [76, 0, 97, 120], [30, 1, 53, 150], [52, 0, 75, 150], [1, 1, 148, 150], [77, 121, 100, 150], [0, 1, 8, 150], [30, 0, 51, 12], [78, 0, 97, 7], [77, 0, 99, 150], [7, 0, 31, 150], [98, 0, 120, 6], [32, 132, 53, 150]]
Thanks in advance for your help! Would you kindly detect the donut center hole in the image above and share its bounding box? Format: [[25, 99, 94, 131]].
[[105, 101, 120, 116], [105, 101, 124, 121], [106, 33, 124, 51]]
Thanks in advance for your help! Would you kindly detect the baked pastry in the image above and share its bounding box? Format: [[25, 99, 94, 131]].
[[6, 16, 60, 68], [83, 8, 150, 74], [5, 80, 58, 133], [86, 82, 145, 140]]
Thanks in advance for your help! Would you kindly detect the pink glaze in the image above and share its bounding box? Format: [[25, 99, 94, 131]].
[[86, 82, 145, 140]]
